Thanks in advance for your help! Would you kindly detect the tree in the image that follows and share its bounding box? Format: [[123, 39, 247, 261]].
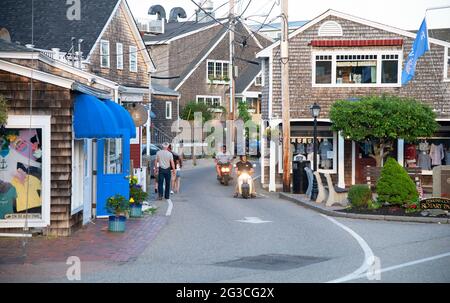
[[237, 101, 252, 123], [180, 101, 213, 122], [330, 95, 438, 167], [376, 157, 418, 205]]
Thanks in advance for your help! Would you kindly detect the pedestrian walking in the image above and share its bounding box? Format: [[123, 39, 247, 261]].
[[168, 144, 182, 194], [155, 142, 175, 200]]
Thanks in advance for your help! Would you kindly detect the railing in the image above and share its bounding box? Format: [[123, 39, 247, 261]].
[[151, 125, 174, 145], [39, 48, 85, 69]]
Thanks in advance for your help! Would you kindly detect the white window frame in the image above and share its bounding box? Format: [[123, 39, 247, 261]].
[[206, 60, 230, 84], [129, 45, 138, 73], [116, 43, 123, 70], [71, 139, 84, 215], [254, 72, 263, 86], [311, 50, 403, 88], [444, 47, 449, 82], [196, 95, 222, 107], [0, 115, 51, 228], [100, 40, 110, 68], [165, 101, 172, 120]]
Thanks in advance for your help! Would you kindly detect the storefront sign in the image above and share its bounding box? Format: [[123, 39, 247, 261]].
[[420, 198, 450, 210]]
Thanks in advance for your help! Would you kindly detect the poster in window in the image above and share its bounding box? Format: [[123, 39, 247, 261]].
[[0, 128, 43, 221]]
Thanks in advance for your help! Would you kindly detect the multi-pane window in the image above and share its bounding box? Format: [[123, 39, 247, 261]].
[[207, 60, 230, 83], [315, 55, 332, 84], [446, 47, 450, 79], [100, 40, 110, 68], [255, 73, 263, 86], [129, 46, 137, 72], [116, 43, 123, 70], [196, 96, 221, 106], [313, 52, 401, 86], [336, 54, 377, 84], [381, 54, 399, 83]]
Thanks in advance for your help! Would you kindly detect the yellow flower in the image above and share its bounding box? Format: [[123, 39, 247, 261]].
[[7, 134, 17, 142], [129, 197, 135, 203]]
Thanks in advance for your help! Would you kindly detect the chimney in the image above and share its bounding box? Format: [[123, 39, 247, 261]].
[[196, 0, 215, 23]]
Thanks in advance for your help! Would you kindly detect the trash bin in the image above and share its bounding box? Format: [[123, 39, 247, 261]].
[[292, 160, 310, 194]]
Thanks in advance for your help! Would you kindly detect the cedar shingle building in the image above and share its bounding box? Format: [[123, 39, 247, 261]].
[[257, 9, 450, 192]]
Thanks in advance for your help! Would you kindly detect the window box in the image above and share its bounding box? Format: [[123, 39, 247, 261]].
[[207, 60, 230, 84]]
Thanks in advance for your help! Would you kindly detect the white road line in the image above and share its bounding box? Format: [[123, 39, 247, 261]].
[[166, 199, 173, 217], [349, 251, 450, 282], [321, 214, 376, 283]]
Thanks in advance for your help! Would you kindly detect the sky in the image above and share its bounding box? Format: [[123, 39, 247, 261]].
[[127, 0, 450, 30]]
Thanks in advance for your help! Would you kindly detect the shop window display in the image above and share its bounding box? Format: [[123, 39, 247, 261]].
[[291, 136, 334, 170], [404, 138, 450, 171], [0, 128, 43, 220]]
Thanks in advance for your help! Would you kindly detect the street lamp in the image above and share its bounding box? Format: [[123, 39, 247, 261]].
[[310, 103, 321, 171]]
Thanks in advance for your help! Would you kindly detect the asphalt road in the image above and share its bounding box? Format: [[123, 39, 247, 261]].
[[74, 162, 450, 283]]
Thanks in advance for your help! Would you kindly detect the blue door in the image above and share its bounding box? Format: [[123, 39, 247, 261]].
[[96, 132, 130, 217]]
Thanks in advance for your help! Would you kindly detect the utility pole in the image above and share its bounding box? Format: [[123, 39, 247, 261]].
[[280, 0, 291, 192], [229, 0, 236, 155]]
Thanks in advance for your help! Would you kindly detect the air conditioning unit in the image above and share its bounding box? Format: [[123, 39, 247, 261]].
[[137, 18, 165, 34]]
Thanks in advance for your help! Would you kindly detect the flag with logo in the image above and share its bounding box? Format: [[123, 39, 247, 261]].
[[401, 17, 430, 85]]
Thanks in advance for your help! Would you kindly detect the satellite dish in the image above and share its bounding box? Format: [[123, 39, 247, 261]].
[[127, 103, 148, 127]]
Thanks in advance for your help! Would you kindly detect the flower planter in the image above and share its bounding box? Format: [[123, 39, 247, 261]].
[[129, 204, 143, 218], [108, 215, 126, 232]]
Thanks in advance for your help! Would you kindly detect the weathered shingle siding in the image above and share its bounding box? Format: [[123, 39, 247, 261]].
[[268, 15, 450, 119], [261, 58, 270, 120], [0, 71, 81, 237], [88, 2, 149, 88], [151, 94, 179, 140]]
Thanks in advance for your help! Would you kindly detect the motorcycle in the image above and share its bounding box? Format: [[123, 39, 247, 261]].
[[236, 164, 256, 199], [217, 162, 232, 186]]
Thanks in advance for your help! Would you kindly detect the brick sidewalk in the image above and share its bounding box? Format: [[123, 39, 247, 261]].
[[0, 214, 168, 265]]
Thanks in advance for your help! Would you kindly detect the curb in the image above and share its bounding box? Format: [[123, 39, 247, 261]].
[[279, 193, 449, 224]]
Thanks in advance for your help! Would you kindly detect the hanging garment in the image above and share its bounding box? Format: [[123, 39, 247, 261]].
[[430, 143, 445, 166], [418, 142, 430, 152], [417, 152, 431, 170], [319, 140, 333, 160], [11, 174, 42, 212], [297, 143, 305, 155], [306, 143, 314, 154], [446, 152, 450, 165]]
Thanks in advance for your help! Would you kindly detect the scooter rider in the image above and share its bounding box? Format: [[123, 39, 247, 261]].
[[234, 155, 256, 198], [215, 145, 233, 179]]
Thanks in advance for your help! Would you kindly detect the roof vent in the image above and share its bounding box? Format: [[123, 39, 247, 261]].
[[148, 5, 166, 21], [169, 7, 187, 23], [318, 21, 343, 37], [137, 18, 165, 34]]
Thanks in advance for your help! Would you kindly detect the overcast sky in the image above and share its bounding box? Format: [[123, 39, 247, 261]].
[[127, 0, 450, 30]]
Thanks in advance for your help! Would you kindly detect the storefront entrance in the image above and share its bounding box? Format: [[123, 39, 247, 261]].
[[96, 135, 130, 217]]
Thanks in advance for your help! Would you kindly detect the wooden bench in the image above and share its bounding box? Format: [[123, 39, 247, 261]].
[[324, 173, 349, 207], [313, 171, 327, 203]]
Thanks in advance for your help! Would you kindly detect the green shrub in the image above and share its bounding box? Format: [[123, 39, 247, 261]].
[[376, 157, 418, 205], [348, 185, 373, 208]]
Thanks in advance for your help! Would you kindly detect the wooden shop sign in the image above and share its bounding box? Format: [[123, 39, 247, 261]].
[[420, 198, 450, 210]]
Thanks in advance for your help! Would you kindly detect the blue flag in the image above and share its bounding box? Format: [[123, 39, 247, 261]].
[[401, 18, 430, 85]]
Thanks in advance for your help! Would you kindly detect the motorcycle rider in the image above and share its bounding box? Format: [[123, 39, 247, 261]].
[[234, 154, 256, 198], [215, 145, 233, 179]]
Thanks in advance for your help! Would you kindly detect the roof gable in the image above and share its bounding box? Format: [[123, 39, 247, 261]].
[[257, 9, 450, 58]]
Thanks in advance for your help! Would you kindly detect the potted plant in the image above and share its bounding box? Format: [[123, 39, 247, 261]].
[[128, 176, 148, 218], [106, 194, 129, 232]]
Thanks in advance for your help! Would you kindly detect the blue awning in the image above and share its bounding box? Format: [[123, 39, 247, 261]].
[[74, 94, 121, 139], [104, 100, 137, 138]]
